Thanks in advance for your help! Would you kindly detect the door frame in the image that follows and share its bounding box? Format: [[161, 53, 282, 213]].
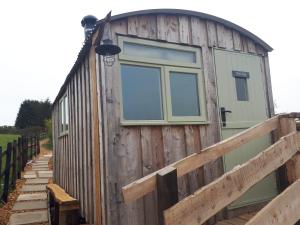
[[212, 48, 282, 212]]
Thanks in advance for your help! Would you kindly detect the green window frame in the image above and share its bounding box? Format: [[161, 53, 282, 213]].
[[59, 94, 69, 136], [118, 36, 207, 125]]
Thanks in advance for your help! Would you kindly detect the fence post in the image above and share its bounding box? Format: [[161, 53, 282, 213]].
[[30, 136, 33, 159], [17, 137, 22, 179], [0, 147, 2, 193], [37, 135, 40, 155], [11, 141, 17, 187], [22, 136, 28, 169], [2, 143, 12, 202], [277, 116, 297, 191], [156, 167, 179, 225]]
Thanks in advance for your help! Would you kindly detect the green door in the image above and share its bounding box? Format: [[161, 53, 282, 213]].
[[214, 49, 278, 208]]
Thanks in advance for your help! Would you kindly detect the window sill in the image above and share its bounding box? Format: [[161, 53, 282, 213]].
[[58, 132, 69, 138], [120, 120, 210, 126]]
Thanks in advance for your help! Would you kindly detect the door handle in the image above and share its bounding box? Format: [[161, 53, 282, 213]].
[[220, 107, 232, 127]]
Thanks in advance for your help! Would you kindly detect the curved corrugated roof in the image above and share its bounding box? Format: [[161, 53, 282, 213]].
[[53, 9, 272, 105]]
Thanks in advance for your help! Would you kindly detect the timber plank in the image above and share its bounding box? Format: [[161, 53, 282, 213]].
[[179, 16, 190, 44], [164, 133, 300, 225], [246, 179, 300, 225], [190, 17, 208, 46]]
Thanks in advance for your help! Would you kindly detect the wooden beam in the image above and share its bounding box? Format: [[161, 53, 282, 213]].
[[286, 153, 300, 183], [277, 117, 297, 190], [90, 29, 102, 225], [122, 115, 279, 203], [246, 178, 300, 225], [157, 167, 179, 225], [163, 132, 300, 225]]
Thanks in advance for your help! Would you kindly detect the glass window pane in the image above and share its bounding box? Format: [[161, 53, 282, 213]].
[[170, 72, 200, 116], [121, 64, 163, 120], [123, 42, 196, 63], [64, 96, 69, 130], [235, 77, 249, 101], [59, 101, 64, 132]]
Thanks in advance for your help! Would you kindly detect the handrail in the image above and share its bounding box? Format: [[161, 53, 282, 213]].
[[122, 114, 281, 203], [246, 178, 300, 225], [164, 132, 300, 225]]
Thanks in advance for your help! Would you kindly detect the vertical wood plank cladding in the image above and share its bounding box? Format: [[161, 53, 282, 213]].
[[206, 21, 218, 47], [128, 16, 138, 36], [77, 67, 85, 216], [118, 127, 144, 225], [69, 78, 75, 196], [263, 55, 275, 116], [232, 30, 242, 51], [74, 72, 80, 200], [85, 57, 94, 223], [81, 61, 89, 220], [184, 125, 204, 193], [67, 85, 71, 194], [141, 127, 164, 225], [157, 15, 166, 41], [241, 35, 249, 52], [247, 39, 257, 53], [162, 126, 189, 200], [190, 17, 208, 46], [99, 54, 110, 225], [216, 24, 234, 50], [165, 16, 179, 43], [179, 16, 190, 44]]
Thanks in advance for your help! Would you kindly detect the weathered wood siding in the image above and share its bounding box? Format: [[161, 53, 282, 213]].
[[52, 56, 96, 224], [52, 12, 273, 225], [100, 14, 273, 225]]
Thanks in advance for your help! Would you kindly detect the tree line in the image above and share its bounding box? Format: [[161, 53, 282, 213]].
[[0, 99, 52, 135]]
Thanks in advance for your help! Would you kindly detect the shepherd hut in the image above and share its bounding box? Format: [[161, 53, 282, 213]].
[[52, 9, 276, 225]]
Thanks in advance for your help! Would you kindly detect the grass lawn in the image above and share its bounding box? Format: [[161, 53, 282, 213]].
[[0, 134, 20, 149]]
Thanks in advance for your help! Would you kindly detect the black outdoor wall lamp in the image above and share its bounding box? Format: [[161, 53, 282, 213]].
[[95, 38, 121, 66]]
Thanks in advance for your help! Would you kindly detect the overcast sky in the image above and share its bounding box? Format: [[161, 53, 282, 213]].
[[0, 0, 299, 125]]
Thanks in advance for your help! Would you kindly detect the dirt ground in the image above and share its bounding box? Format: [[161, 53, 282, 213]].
[[0, 139, 53, 225]]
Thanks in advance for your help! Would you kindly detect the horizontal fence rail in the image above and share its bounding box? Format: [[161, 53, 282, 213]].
[[122, 113, 300, 225], [0, 135, 40, 203]]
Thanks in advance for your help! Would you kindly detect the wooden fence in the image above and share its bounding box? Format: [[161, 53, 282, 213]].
[[0, 135, 40, 203], [122, 113, 300, 225]]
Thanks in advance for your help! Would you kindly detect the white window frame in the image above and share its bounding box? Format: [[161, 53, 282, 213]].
[[59, 94, 69, 136]]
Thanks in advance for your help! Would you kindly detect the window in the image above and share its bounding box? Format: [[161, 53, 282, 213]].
[[121, 64, 163, 120], [59, 94, 69, 135], [119, 36, 206, 125], [232, 71, 249, 101]]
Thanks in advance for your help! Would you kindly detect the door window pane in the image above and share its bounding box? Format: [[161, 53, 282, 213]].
[[170, 72, 200, 116], [121, 64, 163, 120], [123, 42, 196, 63], [235, 77, 249, 101]]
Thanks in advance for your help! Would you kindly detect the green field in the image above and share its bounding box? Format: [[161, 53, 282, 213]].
[[0, 134, 20, 149]]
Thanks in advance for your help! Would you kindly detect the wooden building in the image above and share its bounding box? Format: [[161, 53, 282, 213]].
[[52, 9, 275, 225]]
